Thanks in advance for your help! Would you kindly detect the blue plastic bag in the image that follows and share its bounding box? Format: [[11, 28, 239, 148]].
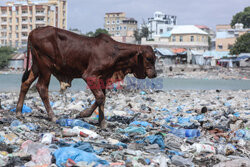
[[117, 126, 146, 135], [130, 121, 153, 128], [145, 135, 165, 149], [10, 104, 32, 113], [54, 147, 109, 167]]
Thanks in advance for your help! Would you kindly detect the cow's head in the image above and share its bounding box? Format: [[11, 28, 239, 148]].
[[133, 45, 157, 79]]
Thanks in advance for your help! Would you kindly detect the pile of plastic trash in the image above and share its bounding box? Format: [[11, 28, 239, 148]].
[[0, 89, 250, 166]]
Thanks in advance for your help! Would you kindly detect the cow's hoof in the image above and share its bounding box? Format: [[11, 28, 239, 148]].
[[49, 116, 57, 123], [100, 120, 107, 129], [16, 113, 24, 119], [79, 109, 92, 117]]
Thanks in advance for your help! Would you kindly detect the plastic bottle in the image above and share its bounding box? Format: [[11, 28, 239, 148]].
[[170, 129, 200, 138], [61, 128, 78, 137], [10, 120, 22, 127], [56, 119, 95, 130], [71, 119, 95, 130], [56, 119, 74, 127], [192, 143, 216, 154], [73, 126, 99, 139], [216, 144, 236, 155], [41, 133, 53, 145], [235, 129, 250, 140]]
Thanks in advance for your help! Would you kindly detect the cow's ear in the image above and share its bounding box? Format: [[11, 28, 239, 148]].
[[137, 51, 144, 65]]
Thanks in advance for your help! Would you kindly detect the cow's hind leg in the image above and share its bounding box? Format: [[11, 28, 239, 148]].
[[36, 73, 56, 122], [16, 68, 38, 118]]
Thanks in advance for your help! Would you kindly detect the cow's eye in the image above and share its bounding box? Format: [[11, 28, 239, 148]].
[[146, 57, 153, 62]]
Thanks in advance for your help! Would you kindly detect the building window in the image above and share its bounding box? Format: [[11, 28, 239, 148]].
[[16, 33, 19, 38], [160, 29, 163, 34], [107, 21, 109, 24], [120, 26, 122, 30], [107, 28, 110, 31], [16, 25, 19, 30], [112, 28, 114, 31], [180, 36, 183, 42], [124, 26, 126, 30], [218, 45, 223, 49], [16, 18, 19, 22], [112, 21, 115, 24], [9, 26, 12, 30], [30, 25, 32, 30], [190, 36, 194, 42], [9, 18, 12, 22], [116, 26, 119, 30], [22, 10, 28, 14], [202, 36, 204, 42], [116, 32, 119, 35], [116, 20, 119, 24], [172, 36, 176, 42]]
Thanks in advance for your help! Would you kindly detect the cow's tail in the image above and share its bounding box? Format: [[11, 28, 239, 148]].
[[22, 37, 31, 83]]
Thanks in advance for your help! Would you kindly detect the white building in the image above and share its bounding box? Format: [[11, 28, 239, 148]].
[[148, 11, 177, 39]]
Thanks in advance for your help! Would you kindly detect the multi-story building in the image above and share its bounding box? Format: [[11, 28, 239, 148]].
[[148, 11, 177, 39], [104, 12, 137, 37], [216, 24, 249, 52], [142, 25, 209, 52], [0, 0, 67, 48]]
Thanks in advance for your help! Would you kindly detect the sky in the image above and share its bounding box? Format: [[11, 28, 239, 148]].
[[1, 0, 249, 33]]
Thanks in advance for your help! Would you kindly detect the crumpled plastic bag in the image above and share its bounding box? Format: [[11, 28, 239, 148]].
[[54, 147, 109, 167], [130, 121, 153, 127], [116, 126, 146, 135], [10, 104, 32, 113]]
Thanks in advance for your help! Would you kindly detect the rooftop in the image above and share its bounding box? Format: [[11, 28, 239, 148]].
[[170, 25, 208, 35]]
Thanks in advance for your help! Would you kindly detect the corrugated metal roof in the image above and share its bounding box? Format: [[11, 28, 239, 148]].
[[155, 48, 176, 56], [160, 32, 171, 37], [216, 31, 235, 39], [171, 25, 208, 35], [203, 51, 233, 59], [172, 48, 187, 54]]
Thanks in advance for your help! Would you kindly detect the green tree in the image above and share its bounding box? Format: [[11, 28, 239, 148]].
[[85, 31, 94, 37], [69, 28, 83, 34], [230, 33, 250, 55], [0, 46, 15, 68], [231, 7, 250, 28], [94, 28, 109, 37], [133, 29, 142, 44], [86, 28, 110, 37], [133, 21, 152, 43]]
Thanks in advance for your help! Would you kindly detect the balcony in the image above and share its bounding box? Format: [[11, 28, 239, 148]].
[[36, 20, 45, 24], [1, 22, 7, 25], [21, 28, 29, 32], [22, 13, 28, 17], [22, 21, 29, 24], [21, 36, 28, 40], [1, 13, 7, 17], [36, 12, 45, 16], [0, 29, 7, 32], [0, 36, 7, 39]]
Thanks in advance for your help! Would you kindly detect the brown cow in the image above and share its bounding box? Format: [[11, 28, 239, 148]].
[[16, 26, 157, 128]]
